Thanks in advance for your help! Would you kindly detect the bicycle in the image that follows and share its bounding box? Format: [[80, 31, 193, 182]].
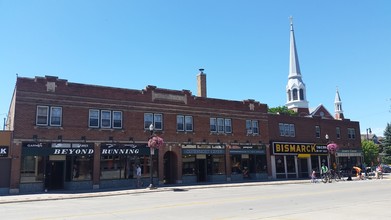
[[321, 171, 332, 183]]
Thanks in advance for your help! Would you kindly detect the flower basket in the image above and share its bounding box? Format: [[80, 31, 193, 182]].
[[326, 143, 339, 154], [148, 135, 164, 149]]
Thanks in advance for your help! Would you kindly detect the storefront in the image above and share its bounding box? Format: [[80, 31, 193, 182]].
[[271, 142, 328, 179], [20, 142, 94, 193], [336, 149, 363, 171], [229, 145, 267, 181], [181, 144, 226, 184], [99, 143, 153, 189], [20, 142, 155, 192]]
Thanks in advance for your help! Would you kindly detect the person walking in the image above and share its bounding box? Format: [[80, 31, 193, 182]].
[[136, 165, 142, 188]]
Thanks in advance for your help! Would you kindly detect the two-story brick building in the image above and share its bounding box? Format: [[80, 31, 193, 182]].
[[4, 72, 270, 194]]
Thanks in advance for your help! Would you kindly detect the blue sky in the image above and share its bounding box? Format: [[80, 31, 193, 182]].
[[1, 1, 390, 136]]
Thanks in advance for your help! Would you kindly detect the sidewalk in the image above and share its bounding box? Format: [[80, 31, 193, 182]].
[[0, 179, 309, 204]]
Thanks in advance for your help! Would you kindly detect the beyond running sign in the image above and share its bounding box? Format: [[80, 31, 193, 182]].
[[273, 142, 328, 155]]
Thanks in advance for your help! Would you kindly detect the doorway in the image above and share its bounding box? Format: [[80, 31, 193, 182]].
[[196, 159, 207, 182], [163, 151, 177, 184], [45, 161, 65, 190], [298, 158, 309, 178]]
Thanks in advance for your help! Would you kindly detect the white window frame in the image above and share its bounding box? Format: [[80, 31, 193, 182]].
[[217, 118, 224, 133], [177, 115, 184, 131], [153, 114, 163, 130], [101, 110, 112, 129], [50, 107, 62, 126], [112, 111, 123, 129], [89, 109, 100, 128], [348, 128, 356, 139], [210, 118, 217, 133], [252, 120, 259, 134], [279, 123, 285, 136], [185, 116, 193, 132], [289, 124, 295, 137], [225, 118, 232, 133], [36, 106, 49, 126], [144, 113, 153, 130]]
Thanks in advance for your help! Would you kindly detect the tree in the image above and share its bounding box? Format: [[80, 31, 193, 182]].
[[362, 140, 379, 166], [268, 106, 297, 116], [382, 123, 391, 164]]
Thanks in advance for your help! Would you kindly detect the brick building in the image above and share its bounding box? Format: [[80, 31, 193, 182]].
[[4, 73, 270, 194]]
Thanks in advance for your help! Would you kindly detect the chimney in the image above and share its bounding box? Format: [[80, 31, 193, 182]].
[[197, 68, 207, 98]]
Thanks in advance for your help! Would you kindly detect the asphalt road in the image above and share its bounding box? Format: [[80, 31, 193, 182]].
[[1, 179, 390, 220]]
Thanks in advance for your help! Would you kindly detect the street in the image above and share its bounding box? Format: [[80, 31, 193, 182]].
[[1, 179, 390, 220]]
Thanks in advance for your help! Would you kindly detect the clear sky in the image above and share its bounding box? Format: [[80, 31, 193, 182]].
[[1, 1, 390, 136]]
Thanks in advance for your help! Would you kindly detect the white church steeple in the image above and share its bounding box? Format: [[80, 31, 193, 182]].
[[334, 87, 344, 120], [286, 17, 309, 114]]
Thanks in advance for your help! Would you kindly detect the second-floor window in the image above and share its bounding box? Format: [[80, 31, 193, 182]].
[[36, 106, 62, 127], [144, 113, 163, 130], [210, 117, 232, 134], [348, 128, 356, 139], [279, 123, 295, 137], [336, 127, 341, 139], [246, 120, 259, 135], [89, 109, 122, 129], [315, 126, 321, 138], [177, 115, 193, 132]]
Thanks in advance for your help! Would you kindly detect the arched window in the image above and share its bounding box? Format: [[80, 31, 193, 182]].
[[287, 89, 292, 101], [292, 88, 298, 100], [299, 89, 304, 100]]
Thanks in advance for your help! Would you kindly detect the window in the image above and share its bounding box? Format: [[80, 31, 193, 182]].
[[336, 127, 341, 139], [348, 128, 356, 139], [210, 117, 231, 134], [299, 89, 304, 100], [279, 123, 295, 137], [112, 111, 123, 129], [50, 107, 62, 126], [287, 89, 292, 101], [225, 119, 232, 133], [89, 109, 122, 129], [185, 116, 193, 131], [101, 110, 112, 129], [210, 118, 217, 132], [292, 88, 298, 100], [217, 118, 224, 133], [315, 126, 321, 138], [177, 115, 184, 131], [36, 106, 49, 126], [246, 120, 259, 135], [144, 113, 163, 130], [36, 106, 62, 127], [177, 115, 193, 132], [89, 109, 99, 128]]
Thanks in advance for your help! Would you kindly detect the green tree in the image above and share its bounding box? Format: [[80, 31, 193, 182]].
[[268, 106, 297, 116], [382, 123, 391, 164], [362, 140, 379, 166]]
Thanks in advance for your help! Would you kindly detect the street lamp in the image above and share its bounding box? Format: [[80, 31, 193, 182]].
[[148, 123, 155, 189], [366, 128, 371, 140]]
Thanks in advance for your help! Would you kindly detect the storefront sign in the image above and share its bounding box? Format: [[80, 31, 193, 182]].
[[229, 145, 266, 155], [0, 146, 8, 157], [101, 143, 149, 155], [272, 142, 328, 155], [182, 149, 225, 155], [22, 142, 94, 156]]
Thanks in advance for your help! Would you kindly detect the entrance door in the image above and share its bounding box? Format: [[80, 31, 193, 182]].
[[196, 159, 207, 182], [163, 152, 177, 184], [298, 158, 309, 178], [45, 161, 65, 190]]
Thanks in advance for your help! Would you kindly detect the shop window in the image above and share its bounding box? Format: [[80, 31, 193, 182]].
[[275, 155, 285, 173], [286, 156, 296, 173], [66, 156, 93, 181], [182, 155, 196, 175], [100, 155, 155, 180], [231, 155, 242, 174], [207, 154, 225, 175], [20, 156, 44, 183]]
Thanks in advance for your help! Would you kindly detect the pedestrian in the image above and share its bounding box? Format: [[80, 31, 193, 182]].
[[311, 170, 317, 183], [136, 165, 142, 188]]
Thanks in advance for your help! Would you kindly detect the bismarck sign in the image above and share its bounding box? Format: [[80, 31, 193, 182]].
[[0, 146, 8, 157], [273, 142, 328, 155]]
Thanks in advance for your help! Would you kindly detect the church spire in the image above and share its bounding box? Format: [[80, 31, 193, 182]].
[[286, 17, 309, 114], [334, 87, 344, 120]]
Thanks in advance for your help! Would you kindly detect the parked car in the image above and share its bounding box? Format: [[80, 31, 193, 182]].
[[381, 164, 391, 173]]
